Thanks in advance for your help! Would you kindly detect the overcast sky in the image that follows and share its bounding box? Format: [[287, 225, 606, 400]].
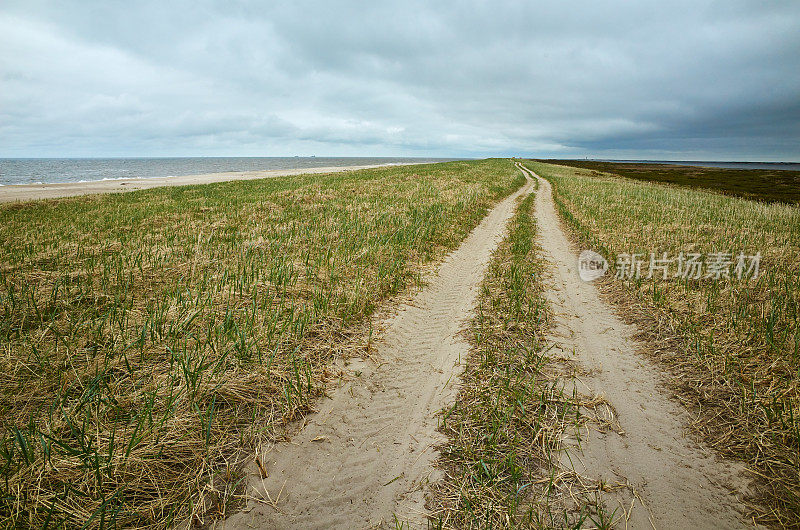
[[1, 1, 798, 160]]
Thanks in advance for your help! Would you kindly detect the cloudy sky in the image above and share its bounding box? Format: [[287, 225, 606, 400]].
[[1, 1, 798, 160]]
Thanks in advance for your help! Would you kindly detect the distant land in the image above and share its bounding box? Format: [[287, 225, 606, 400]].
[[539, 159, 800, 203], [595, 159, 800, 171]]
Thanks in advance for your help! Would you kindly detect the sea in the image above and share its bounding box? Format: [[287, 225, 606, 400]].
[[0, 157, 460, 186]]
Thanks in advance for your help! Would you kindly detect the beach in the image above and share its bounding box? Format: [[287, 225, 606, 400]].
[[0, 163, 413, 203]]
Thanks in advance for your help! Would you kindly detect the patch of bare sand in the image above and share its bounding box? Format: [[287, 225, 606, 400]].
[[219, 174, 535, 529], [522, 164, 757, 529]]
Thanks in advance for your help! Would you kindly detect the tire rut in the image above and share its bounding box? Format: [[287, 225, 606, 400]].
[[221, 171, 534, 529], [522, 164, 757, 529]]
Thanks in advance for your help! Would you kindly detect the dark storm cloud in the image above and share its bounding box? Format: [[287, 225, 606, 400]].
[[1, 0, 798, 159]]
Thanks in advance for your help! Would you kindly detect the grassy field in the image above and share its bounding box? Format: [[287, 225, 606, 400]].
[[524, 160, 800, 526], [539, 159, 800, 204], [0, 159, 524, 528], [431, 191, 613, 528]]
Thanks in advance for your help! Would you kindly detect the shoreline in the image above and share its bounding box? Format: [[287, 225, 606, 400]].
[[0, 162, 420, 203]]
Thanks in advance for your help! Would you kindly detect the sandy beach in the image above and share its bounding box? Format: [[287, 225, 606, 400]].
[[0, 163, 414, 203]]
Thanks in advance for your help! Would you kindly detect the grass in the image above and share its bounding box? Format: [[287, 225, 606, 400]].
[[539, 159, 800, 204], [430, 189, 614, 528], [0, 159, 524, 528], [523, 160, 800, 527]]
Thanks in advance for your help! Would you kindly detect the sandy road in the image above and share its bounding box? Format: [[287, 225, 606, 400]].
[[521, 164, 756, 529], [222, 172, 535, 528], [219, 162, 754, 529]]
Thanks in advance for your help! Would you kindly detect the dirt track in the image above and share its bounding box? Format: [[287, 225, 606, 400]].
[[222, 173, 534, 528], [220, 164, 756, 529], [523, 164, 755, 529]]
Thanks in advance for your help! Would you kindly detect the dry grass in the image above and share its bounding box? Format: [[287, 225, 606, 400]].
[[429, 191, 617, 529], [0, 159, 524, 528], [524, 160, 800, 527]]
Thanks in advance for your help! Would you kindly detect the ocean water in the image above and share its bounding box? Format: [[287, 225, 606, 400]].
[[0, 157, 459, 186]]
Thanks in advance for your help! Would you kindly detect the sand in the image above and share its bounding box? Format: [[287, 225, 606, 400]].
[[220, 171, 535, 529], [522, 163, 756, 529], [216, 164, 756, 528], [0, 163, 414, 203]]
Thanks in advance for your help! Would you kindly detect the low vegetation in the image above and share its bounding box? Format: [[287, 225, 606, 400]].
[[540, 159, 800, 204], [0, 159, 524, 528], [524, 160, 800, 527]]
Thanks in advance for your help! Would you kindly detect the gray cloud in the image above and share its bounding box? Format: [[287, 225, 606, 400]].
[[1, 0, 798, 159]]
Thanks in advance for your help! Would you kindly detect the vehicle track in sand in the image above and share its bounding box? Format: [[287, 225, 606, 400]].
[[222, 163, 757, 529], [522, 164, 757, 529], [222, 170, 535, 529]]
